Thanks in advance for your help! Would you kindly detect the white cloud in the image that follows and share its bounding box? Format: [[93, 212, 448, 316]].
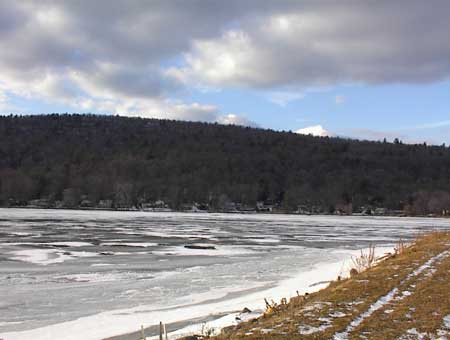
[[296, 125, 332, 137], [166, 30, 254, 89]]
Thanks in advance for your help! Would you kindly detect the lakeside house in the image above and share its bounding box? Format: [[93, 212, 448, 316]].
[[141, 200, 172, 212], [27, 198, 51, 208], [98, 199, 113, 209], [7, 196, 444, 217], [256, 201, 275, 212]]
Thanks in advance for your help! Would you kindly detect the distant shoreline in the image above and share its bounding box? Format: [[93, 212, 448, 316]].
[[0, 206, 446, 219]]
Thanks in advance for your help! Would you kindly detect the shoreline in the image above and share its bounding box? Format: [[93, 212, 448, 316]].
[[210, 232, 450, 340], [0, 206, 444, 218], [0, 247, 393, 340], [147, 247, 393, 340]]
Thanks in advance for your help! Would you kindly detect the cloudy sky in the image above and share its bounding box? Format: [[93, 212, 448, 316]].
[[0, 1, 449, 143]]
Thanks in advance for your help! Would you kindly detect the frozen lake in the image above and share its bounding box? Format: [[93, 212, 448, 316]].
[[1, 208, 450, 340]]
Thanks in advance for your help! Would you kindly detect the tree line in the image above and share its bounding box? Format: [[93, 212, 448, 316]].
[[1, 114, 450, 215]]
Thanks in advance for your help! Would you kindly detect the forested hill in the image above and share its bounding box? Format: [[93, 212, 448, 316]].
[[1, 114, 450, 215]]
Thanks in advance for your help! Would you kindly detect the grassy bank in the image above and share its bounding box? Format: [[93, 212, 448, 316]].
[[191, 232, 450, 340]]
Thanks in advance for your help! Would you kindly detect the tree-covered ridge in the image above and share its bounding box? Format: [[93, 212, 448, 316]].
[[1, 114, 450, 215]]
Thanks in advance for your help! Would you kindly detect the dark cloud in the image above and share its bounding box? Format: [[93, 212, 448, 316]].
[[80, 66, 182, 99], [0, 2, 27, 36], [175, 1, 450, 88]]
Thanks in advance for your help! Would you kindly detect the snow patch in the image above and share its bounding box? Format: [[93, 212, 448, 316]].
[[444, 315, 450, 329], [150, 310, 262, 339], [45, 241, 93, 247], [9, 249, 98, 265], [100, 242, 158, 247], [398, 328, 428, 340], [330, 311, 348, 318], [299, 319, 332, 335], [244, 238, 280, 244]]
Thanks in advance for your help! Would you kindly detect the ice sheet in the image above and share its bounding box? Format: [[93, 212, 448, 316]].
[[1, 208, 450, 340], [0, 247, 389, 340]]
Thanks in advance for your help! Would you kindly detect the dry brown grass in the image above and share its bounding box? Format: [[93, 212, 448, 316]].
[[351, 243, 376, 273], [394, 238, 407, 255], [206, 231, 450, 340]]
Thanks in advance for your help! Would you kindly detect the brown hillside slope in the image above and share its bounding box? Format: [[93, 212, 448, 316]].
[[207, 232, 450, 340]]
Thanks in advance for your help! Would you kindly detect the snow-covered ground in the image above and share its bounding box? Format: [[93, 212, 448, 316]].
[[1, 208, 450, 340]]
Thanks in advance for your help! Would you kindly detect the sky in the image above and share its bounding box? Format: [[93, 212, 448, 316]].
[[0, 1, 449, 144]]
